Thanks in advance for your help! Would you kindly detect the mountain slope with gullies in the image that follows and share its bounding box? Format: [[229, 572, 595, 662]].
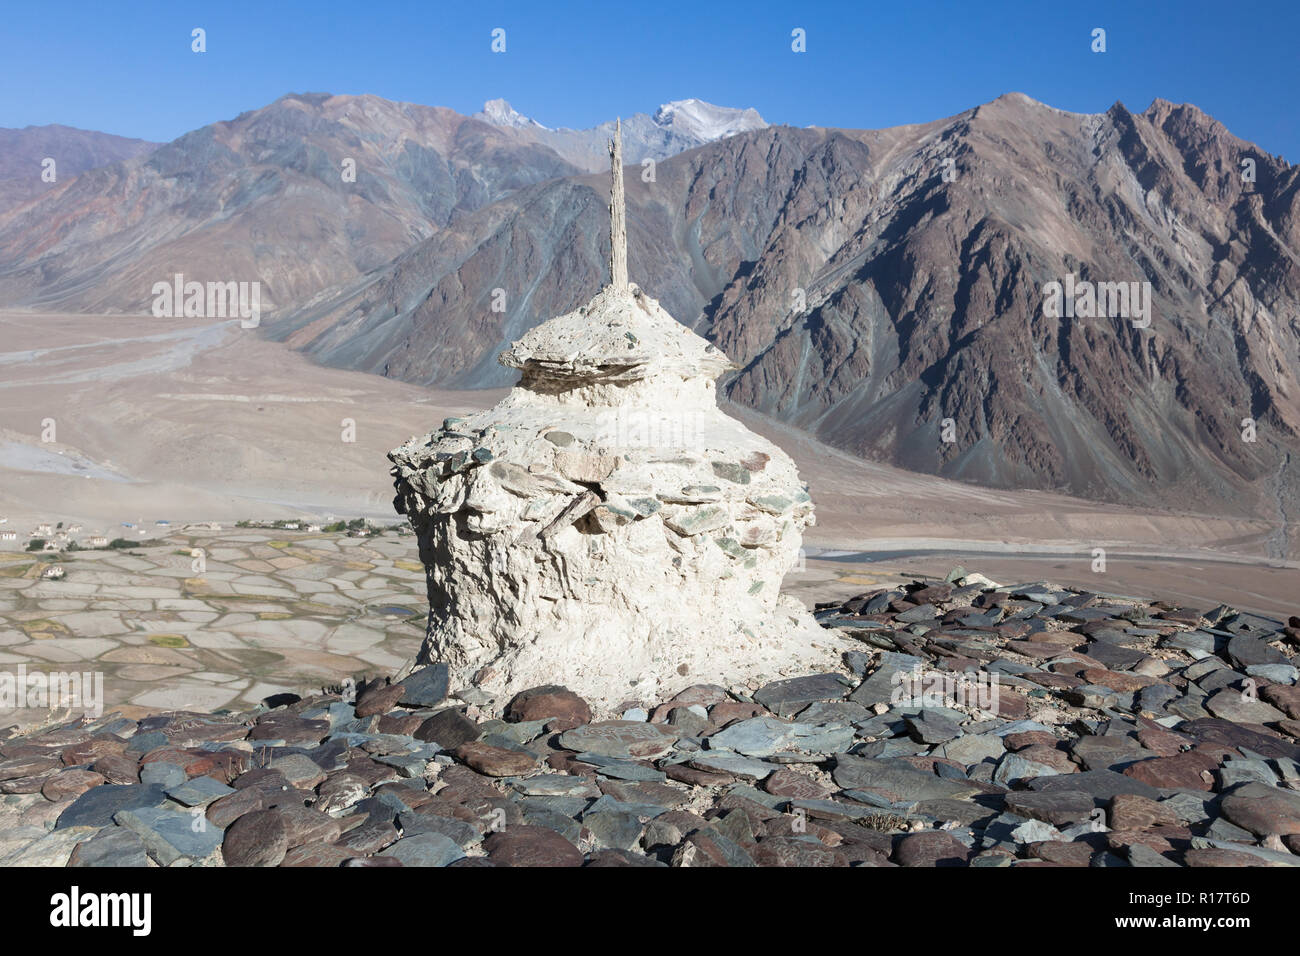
[[0, 124, 159, 212], [2, 92, 1296, 534], [0, 93, 584, 313], [273, 94, 1300, 531]]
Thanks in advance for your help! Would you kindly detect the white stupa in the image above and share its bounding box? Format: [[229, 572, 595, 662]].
[[389, 121, 848, 712]]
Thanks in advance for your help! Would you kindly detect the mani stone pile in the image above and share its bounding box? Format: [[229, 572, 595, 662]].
[[3, 570, 1300, 867]]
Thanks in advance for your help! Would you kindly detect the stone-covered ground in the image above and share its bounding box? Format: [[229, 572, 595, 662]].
[[0, 527, 426, 717], [3, 570, 1300, 867]]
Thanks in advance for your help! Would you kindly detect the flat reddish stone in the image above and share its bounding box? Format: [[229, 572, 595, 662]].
[[0, 754, 61, 781], [1135, 722, 1189, 757], [1220, 785, 1300, 836], [184, 750, 247, 783], [280, 842, 358, 867], [1184, 848, 1265, 867], [207, 787, 266, 828], [1082, 669, 1159, 692], [377, 713, 424, 736], [504, 685, 591, 729], [91, 752, 139, 785], [41, 769, 104, 802], [664, 763, 733, 787], [1015, 744, 1078, 774], [278, 806, 342, 846], [1109, 793, 1178, 830], [1106, 830, 1174, 854], [752, 836, 848, 867], [1123, 751, 1219, 791], [335, 818, 399, 854], [1261, 684, 1300, 720], [894, 831, 970, 867], [223, 809, 288, 867], [1022, 672, 1084, 690], [708, 702, 769, 726], [1027, 841, 1092, 866], [454, 741, 537, 777], [355, 682, 405, 718], [1003, 731, 1061, 751], [996, 693, 1030, 720], [0, 770, 59, 794], [484, 825, 583, 866], [62, 737, 127, 767], [763, 768, 832, 801]]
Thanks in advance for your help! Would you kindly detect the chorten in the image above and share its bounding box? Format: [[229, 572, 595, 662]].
[[388, 120, 847, 712]]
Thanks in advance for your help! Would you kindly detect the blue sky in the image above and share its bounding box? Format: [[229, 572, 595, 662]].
[[2, 0, 1296, 160]]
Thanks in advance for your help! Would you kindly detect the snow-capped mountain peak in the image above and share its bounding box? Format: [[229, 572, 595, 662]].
[[476, 98, 549, 130], [651, 98, 767, 141]]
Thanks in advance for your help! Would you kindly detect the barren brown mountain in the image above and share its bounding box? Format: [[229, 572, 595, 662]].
[[0, 124, 158, 211], [3, 92, 1297, 541], [272, 94, 1300, 533], [0, 93, 582, 312]]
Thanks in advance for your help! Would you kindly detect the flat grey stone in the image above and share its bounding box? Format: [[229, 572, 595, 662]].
[[753, 673, 850, 718], [139, 762, 186, 788], [397, 809, 482, 848], [558, 721, 676, 759], [583, 810, 644, 850], [520, 805, 583, 842], [68, 827, 149, 867], [583, 795, 670, 819], [114, 807, 224, 865], [993, 752, 1061, 786], [1204, 688, 1285, 723], [1004, 789, 1096, 826], [936, 733, 1005, 766], [56, 783, 168, 830], [1247, 664, 1297, 685], [165, 775, 235, 807], [398, 663, 450, 707], [905, 711, 961, 744], [379, 832, 465, 866], [1127, 844, 1178, 867], [1205, 816, 1257, 843], [1030, 769, 1160, 801], [708, 717, 794, 757], [832, 755, 983, 801], [1227, 634, 1287, 669], [505, 774, 600, 797], [849, 652, 925, 708], [688, 752, 776, 781]]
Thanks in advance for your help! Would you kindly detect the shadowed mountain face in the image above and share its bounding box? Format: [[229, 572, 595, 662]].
[[0, 124, 158, 211], [271, 94, 1300, 524], [2, 92, 1297, 528]]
